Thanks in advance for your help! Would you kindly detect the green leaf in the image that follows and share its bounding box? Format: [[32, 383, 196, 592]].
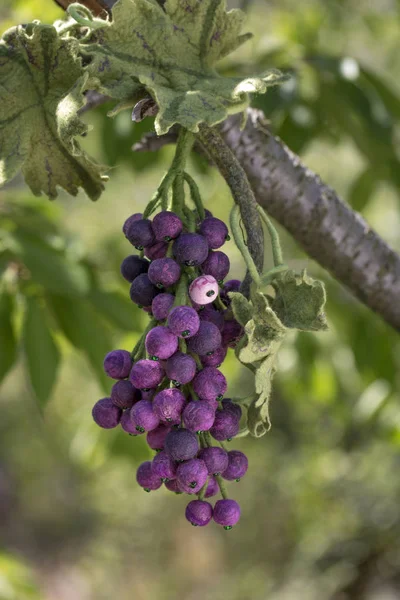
[[12, 231, 90, 296], [48, 294, 112, 392], [89, 289, 142, 331], [247, 354, 279, 438], [272, 270, 328, 331], [229, 291, 253, 327], [84, 0, 286, 134], [0, 288, 18, 385], [0, 23, 107, 199], [23, 296, 60, 406]]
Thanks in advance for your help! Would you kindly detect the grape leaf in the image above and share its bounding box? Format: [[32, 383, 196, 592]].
[[0, 22, 107, 199], [83, 0, 286, 134]]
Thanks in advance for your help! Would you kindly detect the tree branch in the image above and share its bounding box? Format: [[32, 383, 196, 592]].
[[134, 110, 400, 331]]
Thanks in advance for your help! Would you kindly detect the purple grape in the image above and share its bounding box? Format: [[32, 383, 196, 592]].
[[131, 399, 160, 433], [122, 213, 142, 237], [221, 319, 244, 348], [165, 352, 197, 385], [210, 408, 240, 441], [144, 242, 168, 261], [222, 450, 248, 481], [130, 273, 160, 307], [120, 409, 138, 434], [164, 479, 183, 494], [125, 218, 155, 249], [153, 388, 186, 424], [136, 461, 162, 492], [220, 279, 241, 306], [103, 350, 132, 379], [146, 424, 171, 451], [189, 275, 219, 305], [186, 321, 222, 356], [111, 380, 139, 409], [141, 390, 155, 402], [151, 293, 175, 321], [176, 458, 208, 494], [199, 217, 229, 249], [173, 233, 209, 266], [152, 211, 183, 242], [221, 399, 242, 420], [183, 401, 216, 432], [130, 359, 165, 389], [205, 476, 219, 498], [148, 258, 181, 288], [194, 208, 213, 226], [213, 499, 241, 529], [201, 346, 227, 368], [201, 251, 230, 283], [145, 325, 178, 360], [164, 429, 199, 461], [167, 306, 200, 339], [120, 255, 149, 283], [192, 367, 227, 402], [199, 306, 224, 331], [92, 398, 122, 429], [185, 500, 213, 526], [152, 451, 177, 481], [198, 447, 229, 476]]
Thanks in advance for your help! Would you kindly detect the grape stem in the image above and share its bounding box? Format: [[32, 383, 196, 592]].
[[183, 172, 206, 221], [67, 3, 109, 29], [256, 205, 284, 267], [230, 205, 261, 286], [130, 318, 157, 360]]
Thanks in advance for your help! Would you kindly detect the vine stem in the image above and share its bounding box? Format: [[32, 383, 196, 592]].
[[67, 3, 109, 29], [130, 318, 157, 360], [183, 172, 206, 221], [256, 205, 284, 267], [230, 205, 261, 286], [197, 124, 264, 296]]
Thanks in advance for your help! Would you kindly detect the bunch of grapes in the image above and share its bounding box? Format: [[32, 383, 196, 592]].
[[92, 208, 249, 529]]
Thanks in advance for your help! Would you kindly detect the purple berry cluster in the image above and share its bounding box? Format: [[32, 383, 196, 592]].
[[92, 210, 248, 529]]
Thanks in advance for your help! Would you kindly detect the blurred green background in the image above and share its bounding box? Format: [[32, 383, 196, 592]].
[[1, 0, 400, 598]]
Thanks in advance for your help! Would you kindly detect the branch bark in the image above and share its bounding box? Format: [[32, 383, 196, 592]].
[[134, 110, 400, 332]]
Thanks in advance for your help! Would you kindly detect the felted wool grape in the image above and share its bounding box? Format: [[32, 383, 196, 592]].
[[92, 398, 122, 429], [148, 258, 181, 288], [120, 255, 149, 283], [120, 409, 138, 434], [186, 321, 222, 356], [164, 429, 199, 461], [152, 293, 175, 321], [146, 424, 171, 451], [210, 408, 240, 441], [152, 210, 183, 242], [198, 447, 229, 476], [144, 241, 168, 260], [111, 380, 139, 409], [220, 279, 241, 306], [199, 217, 229, 249], [222, 451, 249, 481], [145, 325, 178, 360], [165, 352, 197, 385], [130, 359, 165, 389], [192, 367, 227, 402], [213, 499, 241, 529], [189, 275, 219, 305], [136, 461, 163, 492], [201, 251, 230, 283], [185, 500, 213, 526], [152, 451, 177, 481], [176, 458, 208, 493], [182, 400, 216, 432], [103, 350, 132, 379], [167, 305, 200, 338], [173, 233, 209, 266], [122, 213, 142, 237], [131, 400, 160, 433], [201, 346, 227, 368], [125, 218, 155, 249], [153, 388, 186, 424], [130, 273, 159, 307], [199, 305, 225, 331]]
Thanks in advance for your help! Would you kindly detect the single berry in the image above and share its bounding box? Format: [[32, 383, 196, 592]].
[[130, 359, 165, 389], [186, 321, 222, 356], [152, 211, 183, 242], [165, 352, 197, 385], [220, 279, 241, 306], [199, 217, 229, 249], [120, 409, 138, 434], [198, 447, 229, 476], [185, 500, 213, 526], [167, 306, 200, 339], [213, 499, 241, 528], [136, 461, 162, 491], [120, 255, 149, 283], [201, 251, 230, 282], [131, 400, 160, 432], [192, 367, 227, 402], [130, 273, 160, 307], [145, 325, 178, 360], [111, 380, 139, 409], [152, 451, 177, 481], [164, 429, 199, 461], [201, 346, 227, 368], [221, 399, 242, 420], [189, 275, 219, 306], [199, 306, 225, 331], [164, 479, 183, 493], [183, 400, 216, 432], [122, 213, 142, 237], [205, 476, 219, 498], [92, 398, 122, 429], [153, 388, 186, 424], [103, 350, 132, 379], [173, 233, 209, 266], [144, 242, 168, 261], [176, 458, 208, 494], [125, 218, 155, 249], [221, 319, 244, 348], [146, 424, 171, 451], [152, 293, 175, 321], [210, 408, 240, 441], [222, 450, 248, 481], [148, 258, 181, 288]]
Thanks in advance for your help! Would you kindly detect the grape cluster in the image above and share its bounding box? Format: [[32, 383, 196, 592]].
[[92, 209, 248, 529]]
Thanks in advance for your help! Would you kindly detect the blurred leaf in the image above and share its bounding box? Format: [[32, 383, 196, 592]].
[[23, 296, 60, 407], [12, 231, 90, 296], [89, 289, 142, 331], [361, 68, 400, 121], [0, 287, 17, 385], [348, 168, 379, 212], [48, 294, 112, 392]]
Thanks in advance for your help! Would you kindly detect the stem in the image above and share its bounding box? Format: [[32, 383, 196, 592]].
[[173, 273, 189, 307], [130, 318, 156, 360], [230, 205, 261, 286], [67, 3, 109, 29], [256, 205, 284, 267], [197, 124, 264, 296], [215, 474, 229, 500], [198, 477, 209, 501], [261, 264, 289, 286], [172, 172, 185, 219], [183, 172, 206, 221]]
